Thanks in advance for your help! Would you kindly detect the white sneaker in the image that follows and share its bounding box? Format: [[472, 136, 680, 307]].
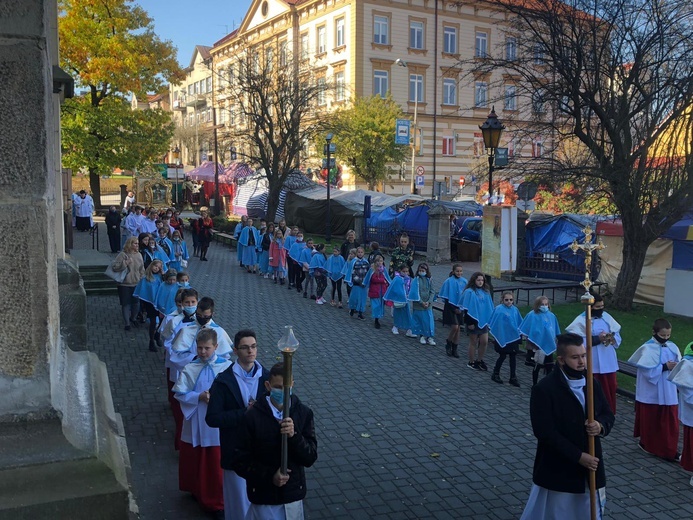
[[316, 298, 325, 305], [690, 476, 693, 488], [391, 327, 399, 335], [419, 336, 427, 345], [406, 330, 417, 338], [427, 337, 437, 346]]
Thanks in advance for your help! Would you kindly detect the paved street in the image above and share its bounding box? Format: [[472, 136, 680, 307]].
[[78, 229, 693, 519]]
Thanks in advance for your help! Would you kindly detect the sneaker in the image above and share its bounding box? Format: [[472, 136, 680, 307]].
[[477, 360, 489, 371], [316, 298, 325, 305], [405, 330, 417, 338], [467, 361, 477, 370], [419, 336, 427, 345], [427, 337, 437, 346], [374, 320, 381, 329], [491, 373, 503, 384], [338, 303, 343, 309], [508, 377, 521, 387], [638, 442, 652, 455], [358, 313, 365, 320], [330, 300, 336, 307], [445, 341, 453, 357], [673, 452, 682, 463], [350, 309, 355, 317], [391, 327, 399, 335]]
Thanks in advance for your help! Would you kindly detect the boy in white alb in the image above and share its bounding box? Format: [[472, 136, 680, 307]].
[[668, 341, 693, 485], [628, 318, 681, 462]]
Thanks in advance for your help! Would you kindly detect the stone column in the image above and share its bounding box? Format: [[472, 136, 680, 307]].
[[426, 205, 453, 264]]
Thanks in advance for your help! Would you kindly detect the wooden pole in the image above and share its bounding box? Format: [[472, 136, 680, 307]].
[[280, 351, 294, 475], [582, 291, 597, 520]]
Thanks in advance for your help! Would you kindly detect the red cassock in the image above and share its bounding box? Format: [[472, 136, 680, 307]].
[[634, 402, 679, 460], [682, 425, 693, 472], [179, 442, 224, 511], [594, 372, 617, 414]]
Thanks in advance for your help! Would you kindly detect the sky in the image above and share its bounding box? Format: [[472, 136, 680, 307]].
[[136, 0, 253, 66]]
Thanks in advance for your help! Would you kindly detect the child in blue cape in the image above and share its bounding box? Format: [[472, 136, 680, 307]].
[[258, 222, 274, 278], [489, 291, 523, 386], [309, 243, 328, 304], [155, 269, 180, 317], [233, 215, 247, 267], [520, 296, 561, 387], [345, 246, 369, 320], [408, 263, 436, 345], [439, 263, 468, 358], [366, 256, 391, 328], [283, 226, 298, 288], [299, 238, 316, 299], [325, 246, 346, 308], [384, 266, 416, 338], [134, 259, 164, 352], [169, 229, 189, 271], [460, 272, 494, 371], [288, 232, 307, 293], [239, 218, 261, 274]]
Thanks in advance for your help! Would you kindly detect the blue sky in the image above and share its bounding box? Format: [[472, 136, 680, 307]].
[[136, 0, 253, 66]]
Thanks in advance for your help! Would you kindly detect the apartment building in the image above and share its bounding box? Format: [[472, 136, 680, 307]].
[[210, 0, 546, 195], [169, 45, 216, 167]]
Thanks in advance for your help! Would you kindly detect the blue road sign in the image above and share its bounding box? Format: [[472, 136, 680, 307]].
[[416, 175, 425, 187], [395, 119, 411, 145]]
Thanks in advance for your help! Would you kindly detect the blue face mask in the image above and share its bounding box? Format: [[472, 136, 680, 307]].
[[418, 272, 427, 277], [178, 282, 190, 288], [183, 305, 197, 315], [270, 387, 291, 405], [539, 305, 549, 313]]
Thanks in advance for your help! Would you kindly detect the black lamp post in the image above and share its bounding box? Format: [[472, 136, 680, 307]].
[[479, 106, 505, 205], [172, 146, 181, 206], [325, 133, 334, 242]]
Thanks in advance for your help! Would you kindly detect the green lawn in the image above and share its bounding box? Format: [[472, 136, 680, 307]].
[[518, 302, 693, 393]]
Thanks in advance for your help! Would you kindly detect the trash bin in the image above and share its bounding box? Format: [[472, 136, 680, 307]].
[[457, 241, 481, 262]]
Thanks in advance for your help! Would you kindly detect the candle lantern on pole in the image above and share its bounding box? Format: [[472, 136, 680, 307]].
[[277, 325, 300, 475], [172, 146, 181, 206], [479, 106, 504, 204]]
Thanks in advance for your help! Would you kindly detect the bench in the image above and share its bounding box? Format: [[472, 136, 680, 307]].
[[497, 281, 607, 306], [211, 230, 237, 249]]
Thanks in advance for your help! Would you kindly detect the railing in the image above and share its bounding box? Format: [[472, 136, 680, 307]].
[[518, 250, 600, 281], [90, 223, 99, 250], [364, 219, 428, 252]]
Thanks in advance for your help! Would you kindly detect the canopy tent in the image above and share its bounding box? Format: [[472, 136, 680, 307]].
[[186, 161, 233, 198], [425, 200, 483, 216], [662, 210, 693, 270], [234, 170, 316, 218], [525, 213, 600, 269]]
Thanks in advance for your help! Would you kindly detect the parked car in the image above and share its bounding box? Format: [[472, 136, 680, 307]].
[[455, 217, 482, 243]]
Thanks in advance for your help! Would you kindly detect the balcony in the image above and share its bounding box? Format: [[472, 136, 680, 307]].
[[186, 95, 207, 108], [173, 99, 186, 110]]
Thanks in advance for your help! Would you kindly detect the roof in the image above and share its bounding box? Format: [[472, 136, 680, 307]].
[[186, 45, 212, 71]]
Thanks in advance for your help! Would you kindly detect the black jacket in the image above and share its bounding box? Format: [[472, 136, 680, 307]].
[[340, 240, 359, 260], [205, 362, 269, 470], [232, 394, 317, 505], [105, 211, 121, 235], [530, 368, 615, 493]]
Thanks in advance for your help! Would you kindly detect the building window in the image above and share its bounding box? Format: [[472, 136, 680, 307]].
[[409, 74, 423, 102], [374, 15, 389, 45], [206, 77, 212, 93], [504, 85, 517, 111], [532, 91, 545, 113], [442, 136, 456, 156], [475, 81, 488, 108], [228, 65, 235, 86], [473, 132, 485, 156], [373, 70, 389, 98], [475, 32, 488, 58], [443, 26, 457, 54], [534, 43, 544, 65], [219, 108, 226, 124], [266, 47, 274, 70], [229, 109, 236, 126], [410, 21, 424, 50], [317, 26, 326, 54], [279, 40, 288, 67], [301, 33, 309, 60], [506, 37, 517, 61], [317, 77, 326, 105], [335, 71, 345, 101], [194, 81, 200, 94], [533, 137, 543, 157], [336, 17, 345, 47], [442, 78, 457, 105]]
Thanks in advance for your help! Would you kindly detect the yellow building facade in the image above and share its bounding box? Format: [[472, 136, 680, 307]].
[[211, 0, 541, 196]]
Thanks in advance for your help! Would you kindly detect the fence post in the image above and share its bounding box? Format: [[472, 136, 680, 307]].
[[426, 205, 452, 264]]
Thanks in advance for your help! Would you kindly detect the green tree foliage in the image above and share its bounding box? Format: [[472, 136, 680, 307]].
[[332, 95, 408, 190], [59, 0, 182, 200]]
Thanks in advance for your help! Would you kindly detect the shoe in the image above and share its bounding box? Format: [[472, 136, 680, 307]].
[[310, 295, 316, 300], [201, 257, 208, 261], [391, 327, 399, 335], [445, 340, 453, 357], [427, 337, 437, 346], [358, 313, 365, 320], [672, 452, 682, 463], [288, 285, 293, 290], [330, 300, 336, 306], [419, 336, 427, 345], [689, 476, 693, 488], [124, 325, 131, 331], [350, 309, 355, 317], [638, 442, 652, 455], [148, 340, 157, 352], [375, 319, 381, 329], [405, 330, 417, 338], [509, 377, 521, 387], [467, 361, 477, 370], [303, 292, 308, 298], [338, 303, 343, 309], [130, 319, 140, 329], [451, 344, 460, 358], [275, 278, 278, 284], [317, 298, 325, 305], [477, 360, 489, 371], [491, 373, 503, 384]]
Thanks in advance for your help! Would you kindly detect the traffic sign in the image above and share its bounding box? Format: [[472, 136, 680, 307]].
[[416, 175, 425, 187], [416, 165, 425, 175], [495, 147, 509, 167], [322, 158, 336, 168], [395, 119, 411, 145], [323, 143, 336, 154]]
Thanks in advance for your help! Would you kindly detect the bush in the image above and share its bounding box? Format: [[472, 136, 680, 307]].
[[212, 216, 239, 233]]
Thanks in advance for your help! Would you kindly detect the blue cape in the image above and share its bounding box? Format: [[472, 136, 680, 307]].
[[324, 255, 346, 281], [520, 310, 561, 354], [363, 267, 392, 291], [408, 275, 432, 302], [239, 226, 261, 248], [155, 282, 179, 315], [309, 252, 326, 274], [489, 304, 523, 347], [288, 241, 306, 261], [233, 222, 244, 239], [344, 257, 370, 286], [299, 247, 314, 266], [134, 275, 163, 304], [438, 276, 468, 306], [460, 288, 494, 327], [283, 235, 297, 252], [155, 237, 175, 261], [383, 274, 410, 304]]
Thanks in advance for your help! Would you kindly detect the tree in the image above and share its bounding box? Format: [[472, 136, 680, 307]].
[[59, 0, 182, 201], [464, 0, 693, 309], [330, 95, 409, 190], [224, 52, 329, 222]]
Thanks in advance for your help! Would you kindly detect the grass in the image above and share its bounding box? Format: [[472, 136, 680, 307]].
[[518, 302, 693, 393]]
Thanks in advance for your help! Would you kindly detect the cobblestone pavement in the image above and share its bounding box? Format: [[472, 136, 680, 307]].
[[80, 230, 693, 519]]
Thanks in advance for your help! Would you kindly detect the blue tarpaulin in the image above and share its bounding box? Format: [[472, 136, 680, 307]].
[[525, 214, 600, 268], [662, 210, 693, 270]]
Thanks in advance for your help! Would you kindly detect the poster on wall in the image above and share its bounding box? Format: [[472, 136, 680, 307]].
[[482, 206, 502, 278]]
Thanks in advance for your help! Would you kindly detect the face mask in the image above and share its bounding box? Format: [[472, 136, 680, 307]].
[[653, 334, 668, 344], [419, 272, 427, 277], [173, 237, 180, 241], [183, 305, 197, 315], [178, 282, 190, 288], [592, 309, 604, 318], [539, 305, 549, 313], [562, 365, 586, 379], [197, 315, 212, 326], [270, 387, 291, 405]]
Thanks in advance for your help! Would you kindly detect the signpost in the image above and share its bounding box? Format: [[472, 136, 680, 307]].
[[495, 147, 509, 167], [416, 175, 425, 188], [395, 119, 411, 145], [416, 165, 425, 175]]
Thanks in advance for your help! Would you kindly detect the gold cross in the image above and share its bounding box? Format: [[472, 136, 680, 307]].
[[569, 226, 606, 294]]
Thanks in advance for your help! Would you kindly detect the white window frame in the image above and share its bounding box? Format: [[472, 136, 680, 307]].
[[373, 70, 389, 98], [317, 26, 326, 54], [335, 71, 345, 101], [475, 81, 488, 108], [409, 74, 423, 102], [442, 78, 457, 106], [443, 26, 457, 54], [475, 32, 488, 58], [506, 37, 517, 61], [410, 21, 424, 50], [301, 33, 309, 60], [374, 16, 389, 45], [317, 77, 326, 106], [534, 43, 544, 65], [266, 47, 274, 71], [504, 85, 517, 111], [279, 41, 288, 67], [206, 77, 212, 93], [533, 137, 544, 157], [336, 17, 345, 47]]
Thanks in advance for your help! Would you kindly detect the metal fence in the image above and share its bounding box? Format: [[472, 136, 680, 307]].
[[364, 219, 428, 252], [518, 250, 600, 281]]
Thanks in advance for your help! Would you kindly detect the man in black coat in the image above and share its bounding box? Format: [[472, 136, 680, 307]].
[[232, 362, 317, 519], [206, 330, 269, 520], [105, 206, 122, 253], [521, 332, 615, 519]]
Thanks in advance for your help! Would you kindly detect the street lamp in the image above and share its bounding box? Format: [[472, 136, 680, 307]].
[[479, 106, 505, 205], [277, 325, 300, 475], [396, 58, 418, 195], [172, 146, 181, 206], [325, 133, 334, 242]]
